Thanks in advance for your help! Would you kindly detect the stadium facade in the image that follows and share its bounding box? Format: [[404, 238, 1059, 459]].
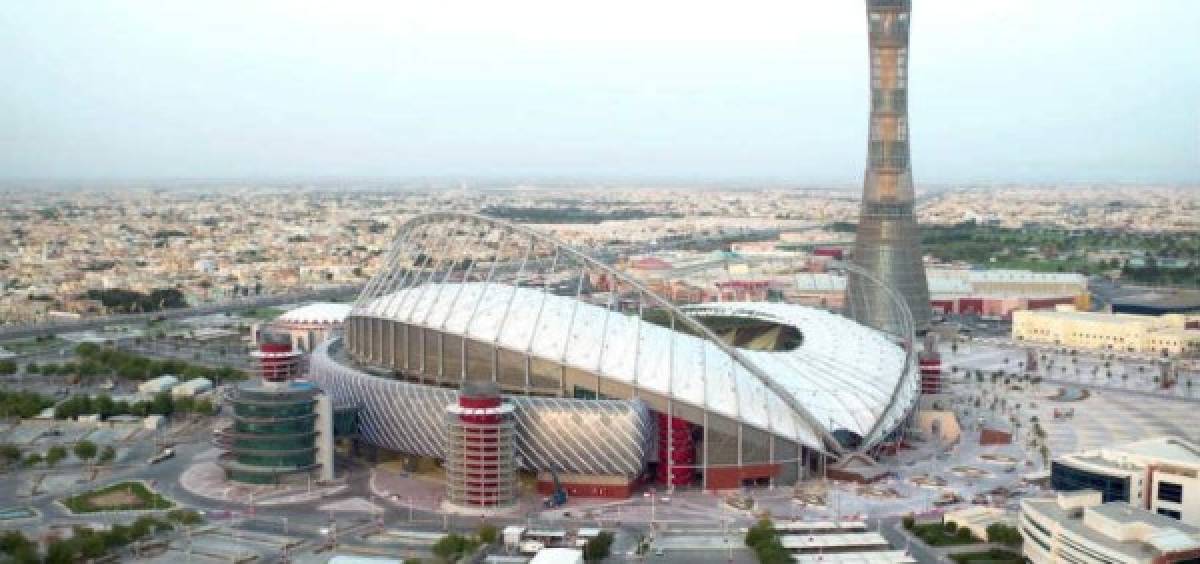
[[309, 212, 919, 493]]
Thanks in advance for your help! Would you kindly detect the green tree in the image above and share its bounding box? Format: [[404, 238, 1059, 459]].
[[98, 445, 116, 465], [0, 530, 37, 562], [94, 394, 115, 418], [76, 530, 106, 559], [149, 392, 174, 416], [73, 440, 97, 463], [166, 509, 204, 525], [45, 445, 67, 467], [22, 452, 42, 467], [986, 523, 1022, 547], [0, 444, 21, 466], [745, 518, 776, 548], [583, 532, 614, 562], [477, 523, 498, 545], [432, 533, 471, 562], [44, 538, 78, 564]]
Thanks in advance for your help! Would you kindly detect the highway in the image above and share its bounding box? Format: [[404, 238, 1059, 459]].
[[0, 285, 362, 341]]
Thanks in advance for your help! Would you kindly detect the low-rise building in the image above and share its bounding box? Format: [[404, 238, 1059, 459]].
[[528, 548, 583, 564], [137, 375, 179, 396], [1051, 437, 1200, 526], [789, 268, 1087, 318], [252, 302, 350, 353], [1020, 490, 1200, 563], [1013, 306, 1200, 357], [171, 377, 213, 398]]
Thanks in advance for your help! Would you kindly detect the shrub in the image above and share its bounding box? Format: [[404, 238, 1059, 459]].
[[745, 518, 776, 547], [745, 518, 790, 564], [986, 523, 1023, 547], [45, 446, 67, 467], [902, 515, 915, 530], [97, 445, 116, 465], [0, 444, 21, 465], [477, 523, 498, 545], [167, 509, 205, 526], [432, 533, 478, 563], [583, 532, 614, 562], [944, 521, 958, 532], [73, 440, 97, 462]]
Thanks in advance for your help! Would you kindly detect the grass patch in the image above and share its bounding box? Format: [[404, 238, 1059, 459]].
[[949, 549, 1024, 563], [62, 481, 173, 513], [910, 523, 982, 547]]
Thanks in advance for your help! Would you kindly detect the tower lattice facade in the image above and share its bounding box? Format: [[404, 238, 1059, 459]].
[[847, 0, 932, 335]]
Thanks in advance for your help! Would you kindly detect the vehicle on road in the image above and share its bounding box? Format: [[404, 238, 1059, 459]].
[[147, 448, 174, 464]]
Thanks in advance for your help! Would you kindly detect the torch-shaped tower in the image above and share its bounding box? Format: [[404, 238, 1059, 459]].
[[846, 0, 931, 335]]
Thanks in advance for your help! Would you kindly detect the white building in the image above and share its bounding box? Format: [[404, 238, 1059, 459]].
[[138, 375, 179, 396], [528, 548, 583, 564], [253, 302, 350, 352], [1051, 436, 1200, 527], [1021, 490, 1200, 563], [171, 377, 213, 398]]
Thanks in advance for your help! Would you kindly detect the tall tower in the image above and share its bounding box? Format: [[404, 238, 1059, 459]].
[[846, 0, 931, 335]]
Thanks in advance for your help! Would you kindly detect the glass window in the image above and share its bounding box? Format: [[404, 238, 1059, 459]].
[[563, 367, 599, 399], [741, 425, 772, 465], [464, 339, 493, 382], [1158, 508, 1182, 520], [496, 348, 526, 392], [442, 334, 463, 382], [1051, 461, 1130, 502], [396, 323, 408, 370], [705, 414, 739, 466], [423, 330, 440, 379], [529, 358, 562, 395], [1158, 481, 1184, 503], [407, 325, 421, 373]]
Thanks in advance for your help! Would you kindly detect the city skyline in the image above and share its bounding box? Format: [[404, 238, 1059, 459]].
[[2, 0, 1197, 184]]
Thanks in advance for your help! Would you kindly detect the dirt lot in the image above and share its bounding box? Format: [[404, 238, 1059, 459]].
[[86, 488, 143, 509]]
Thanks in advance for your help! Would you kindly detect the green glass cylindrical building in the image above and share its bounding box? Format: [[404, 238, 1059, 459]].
[[219, 382, 321, 484]]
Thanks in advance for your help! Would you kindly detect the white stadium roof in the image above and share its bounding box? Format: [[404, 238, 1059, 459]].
[[278, 302, 352, 325], [357, 282, 916, 450]]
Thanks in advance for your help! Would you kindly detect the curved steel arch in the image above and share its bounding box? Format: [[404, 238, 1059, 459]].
[[353, 211, 918, 457]]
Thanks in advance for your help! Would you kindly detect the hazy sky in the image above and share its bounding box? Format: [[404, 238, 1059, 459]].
[[1, 1, 1197, 184]]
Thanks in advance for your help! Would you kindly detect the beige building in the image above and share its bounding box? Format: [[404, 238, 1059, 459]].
[[1013, 306, 1200, 356], [1021, 491, 1200, 563]]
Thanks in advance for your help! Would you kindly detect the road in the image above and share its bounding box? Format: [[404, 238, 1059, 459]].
[[0, 285, 361, 341]]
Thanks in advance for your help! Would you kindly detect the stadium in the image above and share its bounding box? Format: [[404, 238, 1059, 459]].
[[309, 212, 918, 497]]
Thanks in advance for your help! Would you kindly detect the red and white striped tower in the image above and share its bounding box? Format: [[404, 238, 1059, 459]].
[[444, 382, 516, 513], [918, 332, 942, 394], [250, 329, 303, 385]]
